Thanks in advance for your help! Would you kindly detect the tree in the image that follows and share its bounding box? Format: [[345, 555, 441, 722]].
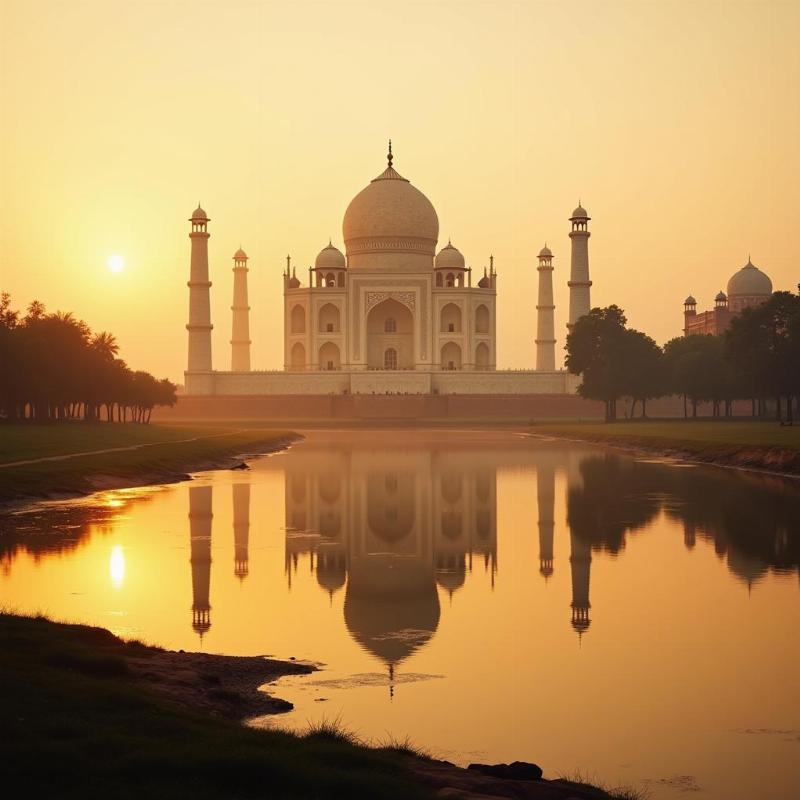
[[566, 307, 666, 421], [618, 329, 665, 418], [727, 291, 800, 422], [664, 335, 729, 418], [0, 295, 176, 424]]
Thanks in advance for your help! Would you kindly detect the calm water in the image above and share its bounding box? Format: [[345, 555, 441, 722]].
[[2, 430, 799, 799]]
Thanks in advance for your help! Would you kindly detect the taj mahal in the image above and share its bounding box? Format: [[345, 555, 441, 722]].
[[184, 144, 591, 396]]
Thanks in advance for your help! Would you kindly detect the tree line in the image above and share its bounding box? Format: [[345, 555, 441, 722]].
[[566, 291, 800, 423], [0, 293, 176, 423]]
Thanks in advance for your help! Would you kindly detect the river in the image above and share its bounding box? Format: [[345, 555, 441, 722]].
[[1, 430, 798, 799]]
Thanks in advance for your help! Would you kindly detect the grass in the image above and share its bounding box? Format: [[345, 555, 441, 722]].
[[0, 612, 427, 800], [0, 422, 217, 464], [0, 423, 297, 502], [558, 769, 650, 800], [529, 420, 800, 453]]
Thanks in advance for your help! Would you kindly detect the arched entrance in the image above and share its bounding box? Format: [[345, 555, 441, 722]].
[[319, 341, 341, 370], [441, 341, 462, 370], [290, 342, 306, 370], [475, 342, 489, 369], [366, 298, 414, 369]]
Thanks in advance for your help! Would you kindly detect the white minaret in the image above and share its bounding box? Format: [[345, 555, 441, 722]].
[[567, 203, 591, 330], [535, 244, 556, 371], [186, 205, 213, 389], [230, 248, 251, 372]]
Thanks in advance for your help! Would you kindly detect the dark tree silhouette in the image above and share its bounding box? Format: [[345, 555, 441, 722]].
[[0, 294, 176, 423]]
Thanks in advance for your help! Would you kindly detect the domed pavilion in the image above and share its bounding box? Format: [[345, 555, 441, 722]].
[[683, 256, 774, 337]]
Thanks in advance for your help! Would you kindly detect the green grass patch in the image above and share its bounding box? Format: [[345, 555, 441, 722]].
[[0, 424, 297, 502], [530, 420, 800, 453], [0, 613, 427, 800]]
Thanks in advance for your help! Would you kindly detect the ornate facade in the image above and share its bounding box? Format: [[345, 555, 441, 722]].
[[184, 145, 590, 396]]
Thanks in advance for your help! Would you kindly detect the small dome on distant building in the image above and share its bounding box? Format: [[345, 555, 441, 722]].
[[538, 245, 553, 258], [315, 242, 346, 270], [288, 273, 301, 288], [478, 270, 490, 288], [715, 291, 727, 302], [727, 258, 773, 298], [684, 295, 697, 305], [435, 241, 465, 269], [191, 205, 208, 221], [233, 248, 247, 260], [570, 204, 589, 220]]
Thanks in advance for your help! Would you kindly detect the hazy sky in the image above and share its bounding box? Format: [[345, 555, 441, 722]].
[[1, 0, 798, 381]]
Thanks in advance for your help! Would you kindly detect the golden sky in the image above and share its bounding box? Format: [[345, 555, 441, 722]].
[[1, 0, 798, 381]]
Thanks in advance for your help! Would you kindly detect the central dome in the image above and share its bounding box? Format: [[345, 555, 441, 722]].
[[343, 150, 439, 270]]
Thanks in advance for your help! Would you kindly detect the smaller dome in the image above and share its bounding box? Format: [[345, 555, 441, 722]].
[[315, 242, 346, 270], [191, 205, 208, 221], [684, 295, 697, 305], [233, 248, 247, 260], [538, 244, 553, 258], [715, 291, 727, 302], [435, 241, 465, 270], [570, 204, 589, 219], [727, 258, 773, 298], [478, 270, 490, 288], [288, 274, 301, 288]]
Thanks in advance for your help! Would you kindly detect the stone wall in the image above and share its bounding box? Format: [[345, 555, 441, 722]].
[[153, 392, 604, 421], [183, 369, 577, 397]]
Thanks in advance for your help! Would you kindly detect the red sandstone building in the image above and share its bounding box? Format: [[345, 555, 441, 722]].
[[683, 258, 773, 336]]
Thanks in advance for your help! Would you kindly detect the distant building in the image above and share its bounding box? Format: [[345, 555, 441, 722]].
[[683, 258, 773, 336]]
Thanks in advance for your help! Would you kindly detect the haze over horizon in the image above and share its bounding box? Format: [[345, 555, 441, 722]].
[[1, 0, 798, 383]]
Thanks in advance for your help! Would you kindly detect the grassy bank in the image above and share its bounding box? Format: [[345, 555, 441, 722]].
[[0, 613, 631, 800], [529, 421, 800, 474], [0, 613, 425, 800], [0, 423, 299, 503]]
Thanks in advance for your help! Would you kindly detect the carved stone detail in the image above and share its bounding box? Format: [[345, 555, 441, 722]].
[[365, 291, 416, 313]]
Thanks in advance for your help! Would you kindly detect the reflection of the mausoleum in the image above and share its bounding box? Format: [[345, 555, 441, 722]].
[[283, 446, 498, 674]]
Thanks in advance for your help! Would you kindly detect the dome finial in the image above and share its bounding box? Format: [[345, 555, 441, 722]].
[[387, 139, 393, 168]]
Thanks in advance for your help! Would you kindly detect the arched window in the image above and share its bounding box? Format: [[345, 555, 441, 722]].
[[290, 304, 306, 334], [384, 348, 398, 369], [384, 317, 397, 333], [436, 272, 443, 287], [475, 304, 490, 334], [325, 272, 335, 287], [446, 273, 454, 288]]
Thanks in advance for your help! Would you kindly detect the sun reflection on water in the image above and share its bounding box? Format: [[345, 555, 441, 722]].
[[109, 545, 125, 589]]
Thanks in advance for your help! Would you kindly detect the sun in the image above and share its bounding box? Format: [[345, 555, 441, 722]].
[[107, 254, 125, 273]]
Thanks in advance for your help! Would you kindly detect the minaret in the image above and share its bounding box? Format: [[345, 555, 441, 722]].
[[189, 485, 213, 639], [535, 245, 556, 371], [186, 205, 213, 388], [567, 203, 592, 330], [232, 483, 250, 580], [230, 248, 251, 371], [537, 460, 555, 580]]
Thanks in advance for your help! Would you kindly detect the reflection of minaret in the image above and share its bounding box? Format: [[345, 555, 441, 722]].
[[537, 463, 555, 580], [232, 483, 250, 580], [569, 529, 591, 637], [683, 520, 696, 550], [189, 485, 213, 638]]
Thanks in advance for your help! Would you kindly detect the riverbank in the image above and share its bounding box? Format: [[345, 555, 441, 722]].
[[0, 614, 633, 800], [0, 423, 300, 504], [528, 420, 800, 476]]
